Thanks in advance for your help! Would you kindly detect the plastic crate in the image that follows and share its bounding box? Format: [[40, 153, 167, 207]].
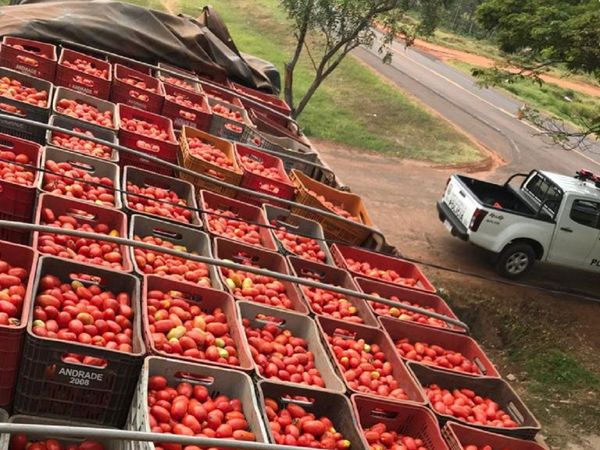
[[161, 83, 212, 131], [264, 204, 334, 265], [52, 87, 119, 133], [107, 54, 152, 75], [0, 134, 42, 244], [290, 169, 374, 246], [13, 256, 145, 427], [331, 244, 436, 294], [142, 275, 252, 370], [0, 37, 57, 81], [0, 241, 37, 409], [178, 127, 243, 197], [408, 363, 541, 440], [355, 277, 466, 333], [213, 237, 308, 314], [443, 421, 548, 450], [317, 316, 426, 404], [251, 108, 303, 141], [117, 104, 178, 176], [287, 256, 379, 327], [237, 301, 345, 392], [380, 317, 500, 378], [257, 380, 365, 449], [0, 409, 6, 422], [352, 394, 449, 450], [56, 48, 111, 99], [39, 146, 122, 209], [231, 82, 292, 117], [122, 166, 201, 227], [200, 81, 244, 108], [0, 415, 120, 450], [47, 114, 119, 162], [207, 98, 255, 142], [32, 194, 132, 272], [129, 214, 222, 289], [111, 65, 165, 113], [235, 144, 295, 206], [0, 67, 53, 144], [155, 63, 201, 93], [126, 356, 268, 450], [200, 190, 277, 251]]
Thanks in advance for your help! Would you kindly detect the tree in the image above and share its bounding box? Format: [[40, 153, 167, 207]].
[[280, 0, 449, 118], [474, 0, 600, 144]]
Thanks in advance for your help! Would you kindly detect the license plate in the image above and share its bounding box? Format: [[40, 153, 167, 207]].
[[444, 220, 453, 232]]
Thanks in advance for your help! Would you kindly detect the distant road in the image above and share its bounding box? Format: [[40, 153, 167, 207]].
[[354, 32, 600, 176]]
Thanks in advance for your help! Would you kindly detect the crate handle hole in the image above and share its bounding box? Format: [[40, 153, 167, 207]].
[[232, 253, 259, 264], [179, 109, 196, 121], [141, 177, 169, 190], [255, 314, 285, 327], [332, 328, 357, 340], [370, 408, 398, 420], [0, 137, 17, 150], [275, 218, 300, 230], [0, 103, 25, 116], [61, 353, 107, 369], [67, 160, 95, 172], [299, 267, 326, 280], [135, 140, 161, 153], [507, 402, 525, 425], [205, 168, 226, 180], [66, 207, 96, 221], [151, 227, 182, 241], [280, 396, 315, 407], [129, 90, 149, 103], [176, 371, 214, 386], [223, 123, 243, 135], [473, 357, 487, 375], [16, 54, 39, 67], [69, 272, 102, 286]]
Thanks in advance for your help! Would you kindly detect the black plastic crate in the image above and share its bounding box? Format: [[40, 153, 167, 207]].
[[13, 256, 145, 428]]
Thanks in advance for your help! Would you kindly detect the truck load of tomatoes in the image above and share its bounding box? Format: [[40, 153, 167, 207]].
[[0, 32, 546, 450]]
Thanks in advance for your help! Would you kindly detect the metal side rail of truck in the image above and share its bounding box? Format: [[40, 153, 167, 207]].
[[437, 169, 600, 278]]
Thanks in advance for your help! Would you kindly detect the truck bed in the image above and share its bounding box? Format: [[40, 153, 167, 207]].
[[457, 176, 534, 215]]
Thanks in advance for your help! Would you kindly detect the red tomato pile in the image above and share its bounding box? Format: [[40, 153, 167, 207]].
[[212, 103, 243, 122], [368, 292, 449, 329], [132, 235, 212, 287], [0, 150, 35, 185], [187, 137, 233, 169], [37, 208, 124, 269], [326, 332, 407, 400], [147, 375, 257, 444], [205, 208, 264, 246], [362, 422, 427, 450], [300, 280, 363, 323], [160, 75, 195, 91], [346, 258, 417, 288], [55, 98, 114, 128], [42, 160, 116, 206], [51, 129, 113, 160], [243, 316, 324, 386], [274, 226, 326, 263], [31, 273, 134, 353], [122, 77, 158, 93], [62, 58, 108, 79], [121, 117, 171, 141], [239, 154, 286, 181], [146, 289, 239, 366], [464, 447, 496, 450], [265, 396, 350, 449], [222, 266, 293, 309], [0, 76, 48, 107], [126, 182, 192, 224], [0, 259, 28, 326], [9, 437, 104, 450], [425, 385, 518, 428], [307, 189, 359, 222], [166, 92, 205, 111], [394, 338, 481, 375]]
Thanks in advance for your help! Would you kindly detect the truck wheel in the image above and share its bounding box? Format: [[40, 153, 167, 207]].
[[495, 243, 535, 278]]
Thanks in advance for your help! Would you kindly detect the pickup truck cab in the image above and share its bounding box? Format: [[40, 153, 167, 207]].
[[437, 169, 600, 278]]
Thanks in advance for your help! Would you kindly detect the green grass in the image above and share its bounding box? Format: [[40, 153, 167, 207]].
[[127, 0, 483, 164], [450, 60, 600, 129]]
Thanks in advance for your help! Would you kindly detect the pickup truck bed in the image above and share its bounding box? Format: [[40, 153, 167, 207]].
[[457, 176, 534, 215]]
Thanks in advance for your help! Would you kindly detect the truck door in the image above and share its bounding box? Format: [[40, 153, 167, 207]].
[[548, 197, 600, 270]]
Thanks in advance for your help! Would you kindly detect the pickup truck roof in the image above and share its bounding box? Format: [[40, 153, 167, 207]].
[[541, 171, 600, 198]]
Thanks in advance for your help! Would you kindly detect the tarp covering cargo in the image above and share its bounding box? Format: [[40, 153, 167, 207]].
[[1, 0, 279, 92]]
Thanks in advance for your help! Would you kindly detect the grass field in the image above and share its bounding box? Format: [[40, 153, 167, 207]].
[[450, 60, 600, 130], [125, 0, 483, 164]]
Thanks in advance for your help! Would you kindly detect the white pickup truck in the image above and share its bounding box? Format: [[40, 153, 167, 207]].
[[437, 169, 600, 278]]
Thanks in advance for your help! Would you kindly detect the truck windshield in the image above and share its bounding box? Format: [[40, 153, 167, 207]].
[[523, 173, 563, 219]]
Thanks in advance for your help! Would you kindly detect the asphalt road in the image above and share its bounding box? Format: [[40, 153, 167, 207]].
[[354, 33, 600, 178]]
